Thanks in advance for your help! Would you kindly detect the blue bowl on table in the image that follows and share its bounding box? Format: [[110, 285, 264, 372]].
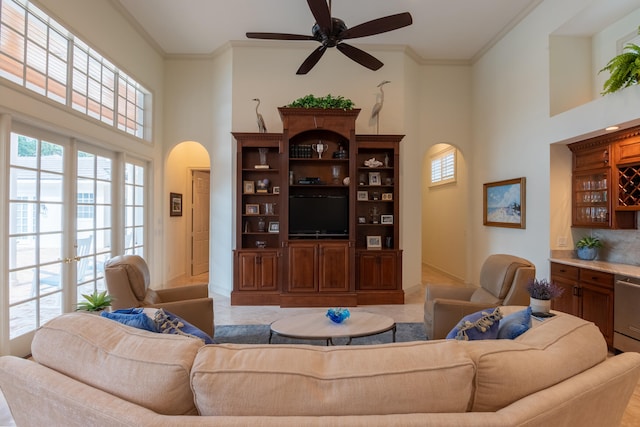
[[326, 308, 350, 324]]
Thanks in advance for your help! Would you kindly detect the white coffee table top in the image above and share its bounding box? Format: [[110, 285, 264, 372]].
[[269, 311, 396, 345]]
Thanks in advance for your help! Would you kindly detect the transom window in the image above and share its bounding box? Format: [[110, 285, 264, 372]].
[[0, 0, 150, 139], [430, 146, 456, 186]]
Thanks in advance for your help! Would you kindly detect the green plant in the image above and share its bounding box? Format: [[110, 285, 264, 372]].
[[76, 290, 113, 312], [576, 236, 603, 249], [285, 94, 354, 110], [599, 26, 640, 95]]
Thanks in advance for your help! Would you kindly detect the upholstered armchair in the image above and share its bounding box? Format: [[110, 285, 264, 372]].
[[424, 254, 535, 340], [104, 255, 214, 337]]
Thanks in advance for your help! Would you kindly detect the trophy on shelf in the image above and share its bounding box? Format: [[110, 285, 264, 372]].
[[312, 141, 328, 159]]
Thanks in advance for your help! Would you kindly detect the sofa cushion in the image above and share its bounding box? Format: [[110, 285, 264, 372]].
[[31, 312, 202, 416], [191, 341, 475, 417], [446, 307, 502, 340], [497, 306, 531, 339], [462, 312, 608, 412]]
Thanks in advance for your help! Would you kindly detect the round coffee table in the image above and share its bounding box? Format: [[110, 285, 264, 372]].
[[269, 311, 396, 345]]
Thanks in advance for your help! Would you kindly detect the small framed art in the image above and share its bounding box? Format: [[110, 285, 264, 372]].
[[357, 190, 369, 201], [245, 204, 260, 215], [369, 172, 381, 186], [268, 221, 279, 233], [243, 180, 255, 194], [366, 235, 382, 250], [382, 193, 393, 201], [170, 193, 182, 217], [273, 186, 280, 194], [381, 214, 393, 224]]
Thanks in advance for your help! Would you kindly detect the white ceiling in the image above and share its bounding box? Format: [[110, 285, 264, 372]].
[[114, 0, 543, 62]]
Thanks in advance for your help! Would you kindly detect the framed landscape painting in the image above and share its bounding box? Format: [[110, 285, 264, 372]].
[[483, 177, 526, 229]]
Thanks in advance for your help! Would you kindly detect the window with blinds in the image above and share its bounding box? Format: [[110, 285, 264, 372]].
[[430, 147, 456, 186], [0, 0, 150, 140]]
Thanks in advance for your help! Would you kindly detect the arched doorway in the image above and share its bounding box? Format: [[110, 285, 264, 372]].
[[421, 142, 468, 282], [165, 141, 211, 283]]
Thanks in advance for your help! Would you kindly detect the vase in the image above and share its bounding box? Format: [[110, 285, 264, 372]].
[[530, 297, 551, 314], [577, 247, 598, 260]]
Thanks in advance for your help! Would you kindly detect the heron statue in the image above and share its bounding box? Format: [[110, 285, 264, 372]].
[[370, 80, 390, 134], [253, 98, 267, 133]]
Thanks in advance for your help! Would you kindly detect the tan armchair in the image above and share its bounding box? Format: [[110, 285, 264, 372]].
[[424, 254, 535, 340], [104, 255, 214, 337]]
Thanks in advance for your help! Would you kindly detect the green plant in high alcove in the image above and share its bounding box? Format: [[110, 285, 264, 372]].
[[599, 26, 640, 95]]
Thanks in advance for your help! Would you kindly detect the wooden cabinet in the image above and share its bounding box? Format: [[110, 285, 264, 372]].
[[287, 241, 350, 293], [569, 128, 637, 229], [550, 262, 614, 347], [232, 109, 403, 307]]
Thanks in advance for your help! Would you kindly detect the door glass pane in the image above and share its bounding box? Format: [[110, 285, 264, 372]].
[[8, 132, 65, 340]]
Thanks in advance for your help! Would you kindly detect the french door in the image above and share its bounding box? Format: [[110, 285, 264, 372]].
[[6, 126, 116, 355]]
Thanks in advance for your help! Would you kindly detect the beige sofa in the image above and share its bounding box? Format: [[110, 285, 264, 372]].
[[1, 310, 639, 427]]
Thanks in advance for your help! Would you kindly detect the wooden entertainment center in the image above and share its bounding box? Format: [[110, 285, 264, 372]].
[[232, 108, 404, 307]]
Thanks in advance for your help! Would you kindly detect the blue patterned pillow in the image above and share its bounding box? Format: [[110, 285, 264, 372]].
[[446, 307, 502, 341], [497, 307, 532, 339], [152, 309, 213, 344], [101, 308, 157, 332]]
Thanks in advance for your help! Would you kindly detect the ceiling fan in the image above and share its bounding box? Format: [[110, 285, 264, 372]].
[[246, 0, 413, 74]]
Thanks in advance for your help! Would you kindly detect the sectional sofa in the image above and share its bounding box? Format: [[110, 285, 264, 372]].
[[0, 309, 639, 426]]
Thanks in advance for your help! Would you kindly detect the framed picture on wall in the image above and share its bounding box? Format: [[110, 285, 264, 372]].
[[170, 193, 182, 217], [483, 177, 526, 229]]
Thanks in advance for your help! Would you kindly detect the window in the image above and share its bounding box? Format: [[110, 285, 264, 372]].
[[124, 161, 145, 256], [430, 146, 456, 186], [0, 0, 150, 139]]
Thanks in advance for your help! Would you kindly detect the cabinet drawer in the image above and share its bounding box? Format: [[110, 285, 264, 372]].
[[579, 268, 614, 288], [550, 262, 579, 281]]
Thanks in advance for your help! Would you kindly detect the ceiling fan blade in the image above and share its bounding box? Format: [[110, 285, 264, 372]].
[[307, 0, 332, 33], [297, 45, 327, 75], [340, 12, 413, 40], [336, 43, 383, 71], [246, 32, 315, 41]]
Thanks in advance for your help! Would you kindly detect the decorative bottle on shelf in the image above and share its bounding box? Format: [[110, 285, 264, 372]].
[[258, 217, 266, 232]]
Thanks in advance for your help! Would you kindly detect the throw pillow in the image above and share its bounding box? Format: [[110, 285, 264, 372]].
[[446, 307, 503, 341], [101, 307, 158, 332], [153, 309, 214, 344], [497, 306, 532, 339]]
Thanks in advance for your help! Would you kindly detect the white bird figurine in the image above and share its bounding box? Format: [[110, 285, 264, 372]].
[[370, 80, 390, 134], [253, 98, 267, 133]]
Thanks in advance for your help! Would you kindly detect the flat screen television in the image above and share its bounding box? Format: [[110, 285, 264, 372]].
[[289, 195, 348, 237]]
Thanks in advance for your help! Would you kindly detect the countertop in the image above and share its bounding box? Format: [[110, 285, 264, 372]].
[[549, 257, 640, 280]]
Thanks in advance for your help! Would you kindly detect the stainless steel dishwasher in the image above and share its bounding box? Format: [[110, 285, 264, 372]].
[[614, 275, 640, 353]]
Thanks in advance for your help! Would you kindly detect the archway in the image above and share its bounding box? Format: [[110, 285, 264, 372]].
[[165, 141, 211, 284], [421, 142, 468, 282]]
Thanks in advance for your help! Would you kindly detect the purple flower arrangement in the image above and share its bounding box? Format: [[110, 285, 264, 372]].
[[526, 278, 564, 300]]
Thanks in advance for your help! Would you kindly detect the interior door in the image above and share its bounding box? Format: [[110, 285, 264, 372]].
[[191, 170, 210, 275]]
